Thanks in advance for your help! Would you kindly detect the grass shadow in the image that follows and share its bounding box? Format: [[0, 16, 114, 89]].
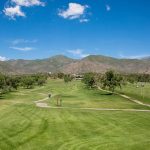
[[100, 93, 113, 96], [0, 95, 4, 99], [62, 95, 78, 99]]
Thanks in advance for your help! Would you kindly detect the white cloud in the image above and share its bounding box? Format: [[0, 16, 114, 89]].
[[0, 56, 8, 61], [68, 49, 89, 58], [58, 3, 89, 20], [11, 0, 45, 7], [3, 5, 25, 19], [12, 39, 37, 45], [79, 18, 89, 23], [10, 46, 34, 51], [3, 0, 45, 19], [106, 5, 111, 11], [119, 54, 150, 59]]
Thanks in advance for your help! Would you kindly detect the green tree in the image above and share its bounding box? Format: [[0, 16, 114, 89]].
[[101, 70, 124, 92], [57, 73, 65, 79], [64, 74, 73, 83], [21, 76, 35, 89], [0, 73, 6, 94], [37, 77, 46, 86], [82, 73, 96, 88], [7, 76, 20, 90]]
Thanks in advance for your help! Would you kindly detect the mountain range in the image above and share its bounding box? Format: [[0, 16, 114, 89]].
[[0, 55, 150, 74]]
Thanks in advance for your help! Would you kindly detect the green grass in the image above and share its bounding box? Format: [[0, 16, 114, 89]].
[[116, 83, 150, 104], [45, 80, 149, 109], [0, 79, 150, 150]]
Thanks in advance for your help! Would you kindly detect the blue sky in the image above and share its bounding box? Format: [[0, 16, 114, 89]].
[[0, 0, 150, 60]]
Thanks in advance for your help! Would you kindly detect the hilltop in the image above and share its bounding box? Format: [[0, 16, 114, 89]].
[[0, 55, 150, 74]]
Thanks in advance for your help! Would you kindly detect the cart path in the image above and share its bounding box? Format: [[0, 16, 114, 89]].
[[34, 96, 150, 112], [98, 87, 150, 107]]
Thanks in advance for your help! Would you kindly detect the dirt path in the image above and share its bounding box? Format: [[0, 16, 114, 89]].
[[98, 87, 150, 107], [49, 106, 150, 112], [34, 96, 150, 112], [34, 97, 49, 108], [34, 88, 150, 112], [35, 102, 150, 112]]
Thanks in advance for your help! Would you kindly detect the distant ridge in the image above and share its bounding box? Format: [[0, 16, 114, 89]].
[[142, 56, 150, 60], [0, 55, 150, 74]]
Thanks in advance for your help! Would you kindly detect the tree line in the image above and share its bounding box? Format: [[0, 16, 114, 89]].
[[0, 73, 48, 95], [48, 71, 128, 92], [124, 73, 150, 83], [1, 71, 149, 95], [49, 72, 150, 92], [82, 71, 150, 92]]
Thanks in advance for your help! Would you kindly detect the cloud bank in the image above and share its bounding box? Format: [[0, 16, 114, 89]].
[[0, 56, 8, 61]]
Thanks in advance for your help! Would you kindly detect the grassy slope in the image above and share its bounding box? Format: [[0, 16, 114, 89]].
[[0, 80, 150, 150], [46, 80, 149, 109], [117, 83, 150, 104]]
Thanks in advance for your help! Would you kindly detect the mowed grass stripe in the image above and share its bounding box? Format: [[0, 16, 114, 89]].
[[0, 105, 150, 149], [0, 79, 149, 149], [0, 105, 48, 149], [117, 83, 150, 104]]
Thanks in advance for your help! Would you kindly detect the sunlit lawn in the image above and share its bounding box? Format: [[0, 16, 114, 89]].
[[0, 79, 149, 150]]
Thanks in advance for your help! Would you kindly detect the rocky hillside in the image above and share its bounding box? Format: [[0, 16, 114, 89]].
[[0, 55, 150, 74]]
